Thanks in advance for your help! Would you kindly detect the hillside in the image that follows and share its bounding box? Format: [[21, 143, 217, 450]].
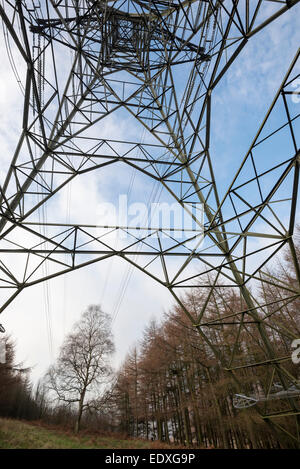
[[0, 418, 173, 449]]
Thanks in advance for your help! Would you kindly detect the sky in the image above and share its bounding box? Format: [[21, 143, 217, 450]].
[[0, 1, 299, 385]]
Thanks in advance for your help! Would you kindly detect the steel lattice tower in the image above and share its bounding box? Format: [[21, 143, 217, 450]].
[[0, 0, 300, 444]]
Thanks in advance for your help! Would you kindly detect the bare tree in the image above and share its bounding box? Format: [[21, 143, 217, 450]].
[[46, 305, 114, 432]]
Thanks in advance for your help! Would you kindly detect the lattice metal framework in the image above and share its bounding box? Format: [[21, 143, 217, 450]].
[[233, 384, 300, 409], [0, 0, 300, 444]]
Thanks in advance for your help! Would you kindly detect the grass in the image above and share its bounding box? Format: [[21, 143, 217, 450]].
[[0, 418, 185, 449]]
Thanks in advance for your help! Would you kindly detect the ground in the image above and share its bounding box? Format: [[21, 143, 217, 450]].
[[0, 418, 185, 449]]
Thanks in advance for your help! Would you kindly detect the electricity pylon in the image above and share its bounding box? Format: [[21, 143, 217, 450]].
[[0, 1, 299, 444]]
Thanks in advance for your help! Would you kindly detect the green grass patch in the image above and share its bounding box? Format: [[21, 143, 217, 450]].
[[0, 418, 157, 449]]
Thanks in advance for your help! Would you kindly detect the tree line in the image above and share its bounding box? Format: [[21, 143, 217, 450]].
[[0, 336, 38, 421]]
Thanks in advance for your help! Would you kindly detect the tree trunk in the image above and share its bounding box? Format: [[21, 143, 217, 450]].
[[75, 394, 85, 433]]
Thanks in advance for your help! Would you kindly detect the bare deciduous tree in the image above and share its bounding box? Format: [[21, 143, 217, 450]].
[[46, 305, 114, 432]]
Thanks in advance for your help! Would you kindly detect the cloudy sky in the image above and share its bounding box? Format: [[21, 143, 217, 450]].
[[0, 2, 299, 384]]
